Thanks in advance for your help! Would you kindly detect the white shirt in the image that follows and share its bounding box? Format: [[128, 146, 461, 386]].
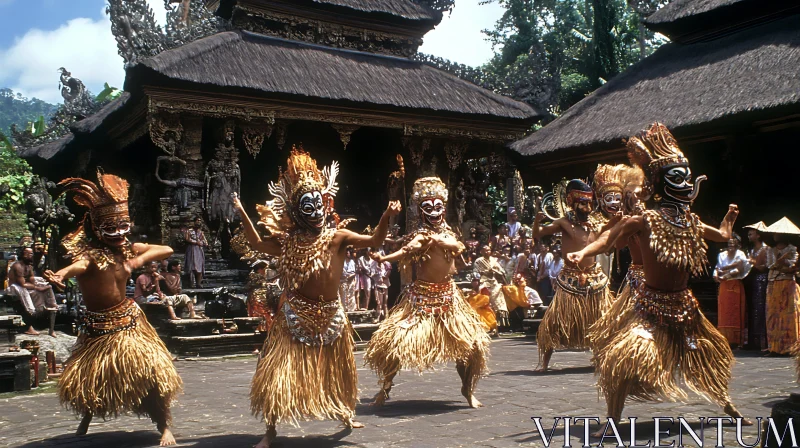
[[341, 259, 356, 281], [525, 286, 542, 307], [507, 221, 521, 238], [548, 258, 564, 279], [539, 252, 554, 279], [715, 249, 750, 281]]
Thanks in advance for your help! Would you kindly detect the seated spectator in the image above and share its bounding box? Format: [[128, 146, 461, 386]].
[[7, 247, 57, 337], [135, 261, 198, 320], [162, 259, 202, 319]]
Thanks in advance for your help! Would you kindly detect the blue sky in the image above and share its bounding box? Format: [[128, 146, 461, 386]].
[[0, 0, 504, 104]]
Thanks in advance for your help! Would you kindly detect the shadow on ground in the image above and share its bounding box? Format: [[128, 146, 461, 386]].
[[15, 430, 365, 448], [493, 366, 595, 376], [356, 399, 465, 417]]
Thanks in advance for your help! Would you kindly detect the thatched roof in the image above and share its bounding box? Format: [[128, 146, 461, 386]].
[[20, 94, 131, 163], [510, 14, 800, 157], [312, 0, 438, 20], [131, 30, 538, 120], [646, 0, 745, 25], [19, 134, 74, 161]]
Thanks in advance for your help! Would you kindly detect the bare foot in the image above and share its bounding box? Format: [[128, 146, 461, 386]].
[[159, 428, 176, 446], [723, 403, 753, 425], [255, 426, 277, 448], [371, 390, 388, 406], [49, 331, 57, 338], [343, 417, 365, 429], [533, 366, 549, 373], [24, 327, 40, 336], [170, 316, 182, 321], [591, 429, 605, 438], [461, 386, 483, 408], [76, 413, 92, 435]]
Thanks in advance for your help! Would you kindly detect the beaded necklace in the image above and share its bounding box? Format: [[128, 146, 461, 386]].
[[643, 208, 707, 276], [278, 227, 336, 291]]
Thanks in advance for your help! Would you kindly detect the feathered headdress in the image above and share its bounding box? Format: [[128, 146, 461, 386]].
[[592, 164, 625, 196], [627, 123, 688, 179], [411, 177, 448, 207], [264, 146, 338, 232], [58, 169, 130, 224]]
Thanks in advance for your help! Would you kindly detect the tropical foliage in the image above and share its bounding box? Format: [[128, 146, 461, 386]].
[[0, 89, 56, 135]]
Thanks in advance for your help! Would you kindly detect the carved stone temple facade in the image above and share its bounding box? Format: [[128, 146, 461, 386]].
[[22, 0, 539, 251]]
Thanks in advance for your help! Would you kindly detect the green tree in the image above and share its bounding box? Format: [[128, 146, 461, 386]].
[[0, 129, 34, 210], [0, 88, 56, 134]]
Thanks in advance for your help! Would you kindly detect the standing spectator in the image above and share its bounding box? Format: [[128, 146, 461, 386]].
[[475, 245, 509, 334], [537, 242, 554, 303], [498, 246, 516, 285], [713, 234, 750, 347], [184, 216, 208, 288], [7, 247, 57, 337], [515, 246, 532, 286], [356, 248, 373, 311], [339, 248, 358, 312], [745, 223, 769, 350], [161, 260, 201, 319], [370, 249, 391, 321], [765, 218, 800, 355], [493, 224, 512, 252], [548, 245, 564, 294], [134, 261, 183, 320], [507, 208, 521, 239]]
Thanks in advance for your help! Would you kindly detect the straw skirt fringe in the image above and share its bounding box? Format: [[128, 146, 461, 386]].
[[250, 310, 358, 426], [58, 305, 182, 422], [593, 289, 733, 414], [537, 278, 611, 363], [364, 282, 490, 384], [589, 265, 643, 352]]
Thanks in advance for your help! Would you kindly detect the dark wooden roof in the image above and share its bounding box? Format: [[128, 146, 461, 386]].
[[510, 14, 800, 156], [645, 0, 800, 43], [130, 30, 539, 120], [312, 0, 438, 20]]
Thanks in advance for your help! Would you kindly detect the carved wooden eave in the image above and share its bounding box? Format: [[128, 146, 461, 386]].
[[143, 86, 528, 144], [227, 1, 435, 58]]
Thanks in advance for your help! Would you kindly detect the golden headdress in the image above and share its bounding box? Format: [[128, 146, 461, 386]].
[[264, 146, 339, 232], [592, 164, 625, 196], [59, 169, 130, 225], [627, 123, 688, 179], [58, 169, 133, 269], [411, 177, 448, 206]]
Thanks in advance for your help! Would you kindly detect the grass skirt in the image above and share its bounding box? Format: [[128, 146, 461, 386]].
[[250, 295, 357, 426], [537, 264, 611, 362], [364, 279, 490, 388], [58, 300, 182, 422], [590, 264, 643, 352], [593, 284, 733, 415]]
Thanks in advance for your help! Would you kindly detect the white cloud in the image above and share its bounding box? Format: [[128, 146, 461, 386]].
[[419, 0, 505, 67], [0, 1, 171, 104]]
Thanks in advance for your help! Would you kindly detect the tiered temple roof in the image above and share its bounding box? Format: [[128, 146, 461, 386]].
[[511, 0, 800, 159]]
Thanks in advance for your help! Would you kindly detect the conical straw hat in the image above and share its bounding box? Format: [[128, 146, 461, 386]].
[[743, 221, 768, 231], [765, 217, 800, 235]]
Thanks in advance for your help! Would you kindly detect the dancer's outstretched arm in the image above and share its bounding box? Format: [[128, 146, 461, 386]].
[[339, 201, 402, 249], [232, 194, 281, 256], [702, 204, 739, 243]]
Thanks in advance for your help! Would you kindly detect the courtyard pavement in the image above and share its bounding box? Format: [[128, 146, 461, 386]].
[[0, 337, 795, 447]]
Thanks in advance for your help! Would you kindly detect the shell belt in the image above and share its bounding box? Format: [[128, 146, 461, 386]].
[[79, 299, 139, 337], [555, 264, 609, 295], [407, 280, 455, 316], [283, 290, 346, 346], [634, 284, 699, 328]]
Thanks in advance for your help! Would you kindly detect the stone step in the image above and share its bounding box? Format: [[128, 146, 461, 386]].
[[351, 323, 380, 343], [169, 333, 266, 357]]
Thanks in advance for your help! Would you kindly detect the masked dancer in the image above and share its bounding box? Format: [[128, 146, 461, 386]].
[[587, 165, 646, 353], [569, 123, 751, 431], [590, 165, 628, 278], [232, 147, 400, 448], [532, 179, 613, 371], [42, 170, 181, 446], [365, 177, 490, 408]]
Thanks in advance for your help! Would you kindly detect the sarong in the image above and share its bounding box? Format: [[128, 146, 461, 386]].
[[467, 292, 497, 331], [184, 244, 205, 275], [364, 279, 490, 391], [594, 284, 733, 417], [766, 279, 800, 354], [747, 271, 768, 349], [58, 299, 182, 421], [537, 263, 611, 363], [250, 290, 356, 426], [717, 279, 746, 345]]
